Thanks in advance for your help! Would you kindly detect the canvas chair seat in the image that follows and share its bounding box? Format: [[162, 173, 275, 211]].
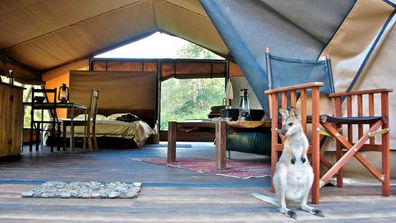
[[320, 115, 384, 125]]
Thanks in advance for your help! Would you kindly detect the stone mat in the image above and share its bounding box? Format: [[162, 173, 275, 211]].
[[21, 181, 141, 199]]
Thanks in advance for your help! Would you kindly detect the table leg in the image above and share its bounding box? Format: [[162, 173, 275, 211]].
[[215, 122, 227, 170], [167, 122, 176, 162], [70, 107, 74, 152]]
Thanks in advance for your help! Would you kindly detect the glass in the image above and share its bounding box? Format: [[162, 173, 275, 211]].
[[238, 88, 250, 121]]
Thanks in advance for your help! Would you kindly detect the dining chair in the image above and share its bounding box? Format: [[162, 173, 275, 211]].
[[62, 89, 100, 151], [29, 88, 62, 152], [264, 48, 391, 204]]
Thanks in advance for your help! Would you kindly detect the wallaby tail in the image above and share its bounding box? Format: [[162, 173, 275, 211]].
[[251, 192, 279, 207]]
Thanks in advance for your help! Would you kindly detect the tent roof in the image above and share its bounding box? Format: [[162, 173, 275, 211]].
[[0, 0, 228, 83]]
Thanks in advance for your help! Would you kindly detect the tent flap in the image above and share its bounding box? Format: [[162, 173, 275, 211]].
[[200, 0, 355, 110]]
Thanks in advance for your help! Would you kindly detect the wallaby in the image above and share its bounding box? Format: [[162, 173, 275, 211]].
[[252, 107, 324, 219]]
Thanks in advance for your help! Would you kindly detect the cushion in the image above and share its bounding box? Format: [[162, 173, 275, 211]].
[[106, 113, 129, 120], [75, 114, 107, 120]]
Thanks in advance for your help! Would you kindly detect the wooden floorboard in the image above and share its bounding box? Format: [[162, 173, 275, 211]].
[[0, 142, 395, 222]]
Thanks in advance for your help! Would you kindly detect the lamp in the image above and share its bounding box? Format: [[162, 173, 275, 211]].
[[58, 83, 69, 103], [8, 70, 14, 85], [238, 88, 251, 121]]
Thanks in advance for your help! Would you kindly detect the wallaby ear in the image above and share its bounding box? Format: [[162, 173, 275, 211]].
[[279, 108, 289, 119], [290, 107, 301, 119]]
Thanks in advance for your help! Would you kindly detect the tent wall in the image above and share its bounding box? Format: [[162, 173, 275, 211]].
[[69, 71, 157, 112], [42, 59, 89, 118], [319, 0, 395, 94], [332, 19, 396, 179]]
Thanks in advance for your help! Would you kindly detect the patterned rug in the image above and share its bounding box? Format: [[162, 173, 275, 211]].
[[138, 158, 271, 179]]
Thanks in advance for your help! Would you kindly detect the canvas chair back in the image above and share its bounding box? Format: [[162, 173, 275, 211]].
[[266, 48, 335, 94]]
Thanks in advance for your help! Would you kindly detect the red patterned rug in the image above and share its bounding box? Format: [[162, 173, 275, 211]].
[[138, 158, 271, 179]]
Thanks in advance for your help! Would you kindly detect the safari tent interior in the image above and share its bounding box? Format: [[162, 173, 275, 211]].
[[1, 0, 396, 221]]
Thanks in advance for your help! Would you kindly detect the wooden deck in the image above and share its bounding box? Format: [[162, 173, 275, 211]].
[[0, 142, 395, 222]]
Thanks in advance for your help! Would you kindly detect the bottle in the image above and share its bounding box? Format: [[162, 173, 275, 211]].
[[8, 70, 14, 85]]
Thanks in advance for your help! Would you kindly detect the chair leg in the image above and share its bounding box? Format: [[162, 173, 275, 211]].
[[57, 122, 61, 151], [35, 123, 40, 151], [63, 123, 67, 151], [93, 133, 98, 150], [93, 129, 98, 151], [50, 121, 55, 152], [382, 127, 390, 196], [29, 122, 33, 152], [336, 140, 343, 188], [87, 125, 93, 152]]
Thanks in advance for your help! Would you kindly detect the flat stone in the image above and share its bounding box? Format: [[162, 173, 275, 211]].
[[60, 192, 71, 198], [91, 192, 100, 198], [109, 192, 120, 198], [124, 191, 138, 199], [21, 191, 34, 198], [133, 182, 142, 187]]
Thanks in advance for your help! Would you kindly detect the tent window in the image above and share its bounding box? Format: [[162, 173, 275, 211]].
[[160, 77, 225, 130]]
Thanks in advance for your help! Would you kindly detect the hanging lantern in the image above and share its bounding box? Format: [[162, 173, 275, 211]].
[[238, 88, 251, 121], [58, 83, 70, 103]]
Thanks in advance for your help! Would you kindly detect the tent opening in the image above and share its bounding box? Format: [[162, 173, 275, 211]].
[[93, 32, 226, 131]]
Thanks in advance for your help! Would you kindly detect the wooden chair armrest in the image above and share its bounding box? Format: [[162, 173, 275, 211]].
[[264, 82, 324, 94], [329, 89, 393, 98]]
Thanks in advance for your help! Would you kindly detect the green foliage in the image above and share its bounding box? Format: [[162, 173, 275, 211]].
[[177, 43, 222, 59], [160, 78, 224, 130]]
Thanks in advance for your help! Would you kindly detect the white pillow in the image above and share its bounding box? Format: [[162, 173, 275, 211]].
[[106, 113, 129, 120], [74, 114, 107, 120]]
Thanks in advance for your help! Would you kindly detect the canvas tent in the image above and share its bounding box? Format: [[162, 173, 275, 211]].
[[0, 0, 396, 178]]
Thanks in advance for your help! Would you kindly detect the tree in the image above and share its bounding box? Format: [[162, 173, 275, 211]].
[[177, 43, 222, 59], [160, 43, 225, 130]]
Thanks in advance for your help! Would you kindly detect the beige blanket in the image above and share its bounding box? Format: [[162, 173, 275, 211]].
[[50, 120, 154, 147]]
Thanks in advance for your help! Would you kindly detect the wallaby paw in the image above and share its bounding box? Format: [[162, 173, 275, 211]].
[[313, 209, 324, 217], [286, 210, 297, 219], [291, 157, 296, 165], [301, 156, 306, 163]]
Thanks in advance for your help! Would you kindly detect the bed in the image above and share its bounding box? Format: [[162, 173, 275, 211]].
[[47, 109, 156, 148]]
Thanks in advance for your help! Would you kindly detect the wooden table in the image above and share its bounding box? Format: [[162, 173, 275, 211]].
[[167, 121, 227, 170], [25, 102, 87, 151]]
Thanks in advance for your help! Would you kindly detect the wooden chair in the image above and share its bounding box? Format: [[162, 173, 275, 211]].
[[264, 48, 391, 204], [265, 82, 323, 204], [30, 88, 62, 152], [62, 89, 99, 151], [319, 89, 392, 196]]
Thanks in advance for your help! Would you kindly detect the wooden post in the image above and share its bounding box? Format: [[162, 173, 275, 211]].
[[215, 121, 227, 170], [167, 122, 177, 162], [311, 86, 320, 204], [270, 93, 278, 193], [381, 92, 390, 196]]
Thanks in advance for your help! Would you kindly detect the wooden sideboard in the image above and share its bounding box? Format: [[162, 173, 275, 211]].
[[0, 83, 24, 158]]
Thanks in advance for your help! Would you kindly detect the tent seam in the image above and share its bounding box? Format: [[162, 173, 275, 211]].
[[383, 0, 396, 8], [346, 10, 396, 92], [318, 1, 357, 60]]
